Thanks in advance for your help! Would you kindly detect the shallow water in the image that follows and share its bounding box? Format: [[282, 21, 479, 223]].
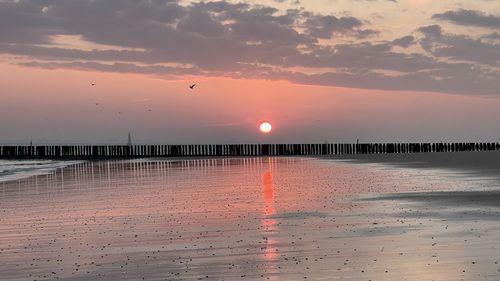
[[1, 157, 500, 280], [0, 159, 83, 183]]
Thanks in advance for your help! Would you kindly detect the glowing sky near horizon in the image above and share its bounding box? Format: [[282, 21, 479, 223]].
[[0, 0, 499, 144]]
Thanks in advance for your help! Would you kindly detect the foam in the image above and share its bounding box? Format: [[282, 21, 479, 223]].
[[0, 159, 84, 183]]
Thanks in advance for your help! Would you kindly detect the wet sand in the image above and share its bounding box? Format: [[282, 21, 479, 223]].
[[326, 151, 500, 178], [1, 155, 500, 280]]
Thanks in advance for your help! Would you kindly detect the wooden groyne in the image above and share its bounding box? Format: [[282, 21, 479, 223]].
[[0, 142, 499, 159]]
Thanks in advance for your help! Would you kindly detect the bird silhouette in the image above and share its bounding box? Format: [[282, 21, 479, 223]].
[[95, 103, 99, 106], [91, 83, 95, 86], [189, 83, 196, 89]]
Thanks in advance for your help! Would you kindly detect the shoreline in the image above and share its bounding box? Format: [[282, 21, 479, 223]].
[[2, 151, 500, 185]]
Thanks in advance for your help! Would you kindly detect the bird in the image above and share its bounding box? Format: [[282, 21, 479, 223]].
[[91, 83, 95, 86], [189, 83, 196, 89], [95, 102, 99, 106]]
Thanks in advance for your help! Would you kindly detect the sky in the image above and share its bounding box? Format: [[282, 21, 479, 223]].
[[0, 0, 499, 144]]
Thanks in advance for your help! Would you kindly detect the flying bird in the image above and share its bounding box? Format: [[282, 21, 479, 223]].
[[189, 83, 196, 89], [91, 83, 95, 86], [95, 103, 99, 106]]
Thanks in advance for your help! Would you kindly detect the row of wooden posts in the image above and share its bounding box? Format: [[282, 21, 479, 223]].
[[0, 142, 499, 159]]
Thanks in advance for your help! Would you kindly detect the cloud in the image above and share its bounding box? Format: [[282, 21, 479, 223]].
[[0, 0, 498, 96], [303, 14, 378, 39], [418, 25, 500, 66], [432, 9, 500, 29], [282, 66, 499, 96], [19, 61, 201, 76], [417, 24, 443, 38], [483, 32, 500, 40], [391, 35, 415, 48]]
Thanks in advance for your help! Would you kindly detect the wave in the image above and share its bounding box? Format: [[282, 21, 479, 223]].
[[0, 160, 84, 183]]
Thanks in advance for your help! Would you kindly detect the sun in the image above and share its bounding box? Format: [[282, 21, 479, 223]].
[[259, 121, 272, 133]]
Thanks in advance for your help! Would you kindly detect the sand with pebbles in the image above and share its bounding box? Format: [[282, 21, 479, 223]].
[[1, 154, 500, 280]]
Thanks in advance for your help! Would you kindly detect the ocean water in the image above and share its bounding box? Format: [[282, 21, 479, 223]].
[[0, 159, 83, 183], [1, 157, 500, 281]]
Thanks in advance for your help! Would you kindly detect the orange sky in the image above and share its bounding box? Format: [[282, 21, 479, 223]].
[[2, 62, 500, 144]]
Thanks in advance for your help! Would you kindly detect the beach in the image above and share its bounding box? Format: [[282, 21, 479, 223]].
[[1, 153, 500, 280]]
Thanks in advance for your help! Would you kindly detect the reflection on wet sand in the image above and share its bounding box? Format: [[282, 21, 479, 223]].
[[262, 170, 276, 217], [261, 169, 279, 279], [1, 157, 500, 280]]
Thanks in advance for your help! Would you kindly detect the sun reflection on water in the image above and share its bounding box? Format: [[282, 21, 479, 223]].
[[261, 168, 279, 279]]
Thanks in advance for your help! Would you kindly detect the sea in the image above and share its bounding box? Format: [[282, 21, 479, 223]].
[[0, 159, 83, 183]]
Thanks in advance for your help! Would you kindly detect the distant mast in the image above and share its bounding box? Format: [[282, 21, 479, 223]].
[[127, 132, 132, 146]]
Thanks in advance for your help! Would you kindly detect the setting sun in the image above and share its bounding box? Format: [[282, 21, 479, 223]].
[[259, 121, 272, 133]]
